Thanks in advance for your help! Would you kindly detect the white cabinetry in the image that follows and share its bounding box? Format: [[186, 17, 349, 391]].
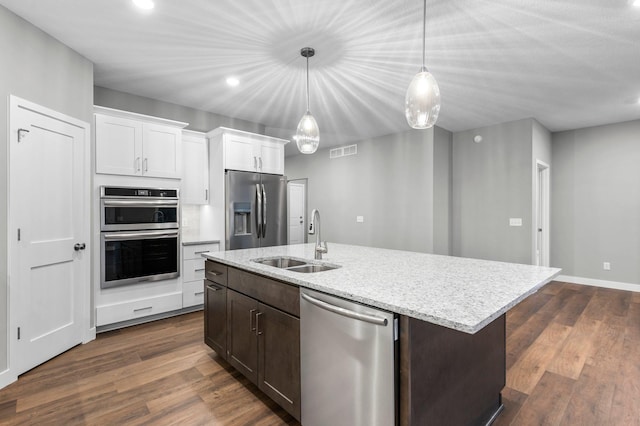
[[210, 128, 287, 175], [182, 242, 220, 308], [94, 106, 187, 179], [181, 130, 209, 204], [96, 292, 182, 327]]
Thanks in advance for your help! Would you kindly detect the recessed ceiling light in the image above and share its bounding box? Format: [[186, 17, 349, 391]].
[[226, 77, 240, 87], [132, 0, 155, 10]]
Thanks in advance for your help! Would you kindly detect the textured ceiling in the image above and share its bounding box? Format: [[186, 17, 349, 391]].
[[2, 0, 639, 155]]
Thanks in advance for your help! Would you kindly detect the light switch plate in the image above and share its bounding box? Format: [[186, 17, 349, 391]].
[[509, 218, 523, 227], [356, 216, 364, 223]]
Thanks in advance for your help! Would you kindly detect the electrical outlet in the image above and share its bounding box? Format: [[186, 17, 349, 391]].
[[603, 262, 611, 271], [356, 216, 364, 223], [509, 218, 523, 227]]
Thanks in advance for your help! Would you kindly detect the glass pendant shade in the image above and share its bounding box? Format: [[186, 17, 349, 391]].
[[405, 67, 440, 129], [295, 110, 320, 154]]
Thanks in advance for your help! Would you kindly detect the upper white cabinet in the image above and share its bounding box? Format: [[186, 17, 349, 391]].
[[209, 128, 288, 175], [94, 106, 187, 179], [181, 130, 209, 205]]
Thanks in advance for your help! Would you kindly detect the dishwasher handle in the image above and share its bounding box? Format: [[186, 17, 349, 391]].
[[301, 292, 388, 326]]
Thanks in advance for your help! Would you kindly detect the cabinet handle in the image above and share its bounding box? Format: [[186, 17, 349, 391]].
[[249, 309, 257, 332], [195, 268, 205, 272], [205, 189, 208, 201], [133, 306, 152, 313], [255, 312, 263, 335], [194, 250, 209, 255], [136, 157, 141, 172], [206, 284, 222, 291], [258, 157, 263, 170], [194, 291, 204, 296], [144, 158, 149, 172]]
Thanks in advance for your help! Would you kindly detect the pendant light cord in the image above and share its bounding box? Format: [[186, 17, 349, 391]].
[[422, 0, 426, 69], [306, 56, 310, 112]]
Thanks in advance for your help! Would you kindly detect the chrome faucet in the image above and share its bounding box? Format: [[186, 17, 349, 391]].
[[309, 209, 327, 260]]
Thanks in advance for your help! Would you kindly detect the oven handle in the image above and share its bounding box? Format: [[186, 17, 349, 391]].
[[103, 230, 179, 240], [102, 199, 179, 207]]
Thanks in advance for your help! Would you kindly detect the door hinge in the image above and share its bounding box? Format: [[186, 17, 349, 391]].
[[17, 228, 21, 241], [17, 128, 30, 143], [17, 327, 20, 340]]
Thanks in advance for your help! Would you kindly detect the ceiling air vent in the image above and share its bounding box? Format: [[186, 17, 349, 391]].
[[329, 144, 357, 159]]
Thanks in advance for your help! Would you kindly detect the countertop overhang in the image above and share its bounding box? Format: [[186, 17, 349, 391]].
[[202, 243, 561, 334]]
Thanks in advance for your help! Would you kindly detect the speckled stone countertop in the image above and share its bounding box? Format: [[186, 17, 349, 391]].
[[202, 243, 561, 334]]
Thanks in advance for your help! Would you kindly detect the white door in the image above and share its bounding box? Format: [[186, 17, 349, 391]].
[[9, 96, 89, 375], [287, 181, 306, 244], [535, 161, 550, 267]]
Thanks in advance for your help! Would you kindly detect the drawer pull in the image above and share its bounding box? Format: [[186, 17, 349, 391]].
[[208, 271, 222, 276], [195, 268, 205, 272], [206, 284, 222, 291], [194, 291, 204, 296], [194, 250, 209, 255], [133, 306, 152, 313]]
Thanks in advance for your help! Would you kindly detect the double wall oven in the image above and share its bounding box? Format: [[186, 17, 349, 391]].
[[100, 186, 180, 289]]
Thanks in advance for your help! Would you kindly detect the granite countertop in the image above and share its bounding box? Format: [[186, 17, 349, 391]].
[[202, 243, 561, 334]]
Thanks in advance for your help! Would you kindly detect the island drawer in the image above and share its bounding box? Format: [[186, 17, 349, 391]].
[[205, 261, 228, 286], [228, 267, 299, 317]]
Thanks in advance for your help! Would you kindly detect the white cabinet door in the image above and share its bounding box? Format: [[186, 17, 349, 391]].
[[259, 140, 285, 175], [224, 134, 258, 172], [182, 131, 209, 204], [142, 123, 182, 179], [95, 114, 142, 176]]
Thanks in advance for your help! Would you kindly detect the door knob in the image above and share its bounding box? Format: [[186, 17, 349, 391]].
[[74, 243, 86, 251]]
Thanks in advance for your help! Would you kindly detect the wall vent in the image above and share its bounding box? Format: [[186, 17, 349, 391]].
[[329, 144, 357, 159]]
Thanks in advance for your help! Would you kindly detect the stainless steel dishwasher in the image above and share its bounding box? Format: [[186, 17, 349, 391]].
[[300, 288, 397, 426]]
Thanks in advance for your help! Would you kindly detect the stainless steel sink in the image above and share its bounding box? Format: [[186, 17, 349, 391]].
[[252, 256, 340, 273], [287, 264, 340, 273], [253, 257, 307, 268]]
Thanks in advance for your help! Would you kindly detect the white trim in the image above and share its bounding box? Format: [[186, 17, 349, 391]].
[[83, 327, 97, 344], [556, 274, 640, 292], [0, 369, 17, 390], [533, 159, 550, 267], [93, 105, 188, 129]]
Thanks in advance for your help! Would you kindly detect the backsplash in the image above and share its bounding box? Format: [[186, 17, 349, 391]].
[[182, 204, 218, 242]]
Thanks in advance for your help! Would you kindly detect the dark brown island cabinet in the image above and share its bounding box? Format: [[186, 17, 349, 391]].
[[204, 260, 301, 421], [204, 260, 505, 426]]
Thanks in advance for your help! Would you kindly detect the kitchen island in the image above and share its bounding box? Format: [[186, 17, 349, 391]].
[[202, 243, 560, 425]]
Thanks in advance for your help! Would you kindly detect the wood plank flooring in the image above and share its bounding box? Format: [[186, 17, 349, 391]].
[[0, 281, 638, 425], [495, 281, 640, 426]]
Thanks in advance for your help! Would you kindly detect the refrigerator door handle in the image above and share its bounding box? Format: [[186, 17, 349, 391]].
[[255, 183, 262, 238], [261, 184, 267, 238]]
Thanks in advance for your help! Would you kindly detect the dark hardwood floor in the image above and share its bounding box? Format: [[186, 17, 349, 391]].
[[0, 281, 638, 425]]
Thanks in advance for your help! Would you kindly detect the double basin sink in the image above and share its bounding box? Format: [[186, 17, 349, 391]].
[[252, 256, 340, 273]]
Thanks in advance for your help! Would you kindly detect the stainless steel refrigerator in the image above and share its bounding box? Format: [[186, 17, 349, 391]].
[[226, 170, 287, 250]]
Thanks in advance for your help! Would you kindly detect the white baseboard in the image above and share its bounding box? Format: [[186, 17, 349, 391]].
[[83, 327, 96, 344], [556, 275, 640, 292], [0, 368, 17, 391]]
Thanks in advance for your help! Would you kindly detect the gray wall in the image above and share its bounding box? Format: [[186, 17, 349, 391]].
[[452, 119, 534, 264], [552, 119, 640, 287], [0, 5, 94, 372], [285, 128, 452, 254], [94, 86, 265, 134]]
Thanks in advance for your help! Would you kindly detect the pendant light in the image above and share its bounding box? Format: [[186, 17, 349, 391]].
[[405, 0, 440, 129], [295, 47, 320, 154]]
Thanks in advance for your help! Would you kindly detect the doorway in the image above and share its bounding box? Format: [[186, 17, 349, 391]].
[[535, 160, 550, 267], [287, 180, 307, 245], [8, 96, 91, 378]]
